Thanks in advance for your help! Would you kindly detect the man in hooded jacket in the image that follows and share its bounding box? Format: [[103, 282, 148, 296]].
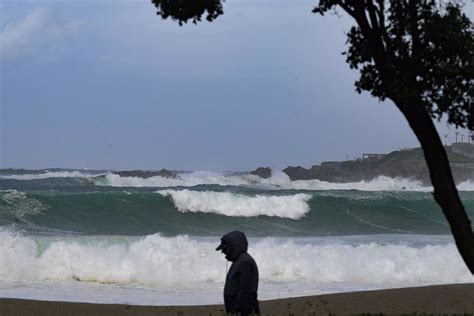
[[216, 231, 260, 315]]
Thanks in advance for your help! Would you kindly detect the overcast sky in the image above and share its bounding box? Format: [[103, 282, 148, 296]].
[[1, 0, 472, 171]]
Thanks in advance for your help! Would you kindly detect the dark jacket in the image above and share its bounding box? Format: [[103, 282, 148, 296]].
[[221, 231, 259, 315]]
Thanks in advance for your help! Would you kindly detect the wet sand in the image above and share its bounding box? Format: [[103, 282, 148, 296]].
[[0, 283, 472, 315]]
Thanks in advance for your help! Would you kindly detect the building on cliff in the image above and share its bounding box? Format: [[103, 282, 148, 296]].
[[362, 153, 386, 160]]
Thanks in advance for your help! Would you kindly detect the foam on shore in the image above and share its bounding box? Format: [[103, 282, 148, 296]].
[[0, 231, 471, 286]]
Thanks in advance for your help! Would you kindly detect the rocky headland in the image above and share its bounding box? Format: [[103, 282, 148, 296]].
[[98, 145, 474, 185], [252, 145, 474, 185]]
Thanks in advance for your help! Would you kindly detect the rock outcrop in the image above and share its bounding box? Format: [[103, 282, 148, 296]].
[[250, 167, 272, 179], [114, 169, 177, 178]]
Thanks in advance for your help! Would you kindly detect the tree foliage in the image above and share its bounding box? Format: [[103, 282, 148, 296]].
[[314, 0, 473, 130], [151, 0, 224, 25]]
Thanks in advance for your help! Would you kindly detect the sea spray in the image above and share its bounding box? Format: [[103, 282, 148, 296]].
[[3, 169, 474, 191]]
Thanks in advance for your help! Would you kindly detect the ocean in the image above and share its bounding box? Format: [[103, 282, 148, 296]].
[[0, 169, 473, 305]]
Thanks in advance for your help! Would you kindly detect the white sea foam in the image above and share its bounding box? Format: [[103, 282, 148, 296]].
[[458, 180, 474, 191], [101, 171, 258, 188], [0, 190, 47, 217], [288, 175, 431, 191], [0, 171, 100, 180], [157, 190, 311, 219], [0, 232, 471, 286], [99, 170, 440, 191], [3, 169, 473, 192]]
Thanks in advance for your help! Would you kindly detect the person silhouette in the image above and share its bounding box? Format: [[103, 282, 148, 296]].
[[216, 231, 260, 315]]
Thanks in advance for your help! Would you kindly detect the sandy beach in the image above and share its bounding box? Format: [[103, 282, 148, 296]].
[[0, 283, 472, 315]]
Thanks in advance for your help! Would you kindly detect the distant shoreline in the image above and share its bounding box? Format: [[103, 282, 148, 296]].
[[4, 145, 473, 185], [279, 145, 474, 185], [1, 283, 473, 315]]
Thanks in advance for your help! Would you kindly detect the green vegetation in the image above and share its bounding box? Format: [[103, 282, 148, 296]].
[[379, 147, 474, 164]]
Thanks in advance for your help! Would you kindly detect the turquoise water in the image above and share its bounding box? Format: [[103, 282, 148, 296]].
[[1, 169, 473, 237]]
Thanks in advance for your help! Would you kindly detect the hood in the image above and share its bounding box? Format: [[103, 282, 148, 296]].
[[220, 231, 248, 262]]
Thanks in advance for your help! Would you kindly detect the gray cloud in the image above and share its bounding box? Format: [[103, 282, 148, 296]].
[[1, 7, 81, 59], [1, 8, 51, 59]]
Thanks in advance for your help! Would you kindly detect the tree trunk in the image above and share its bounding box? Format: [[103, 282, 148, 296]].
[[397, 100, 474, 274]]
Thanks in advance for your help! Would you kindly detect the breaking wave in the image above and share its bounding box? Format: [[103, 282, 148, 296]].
[[99, 172, 257, 188], [0, 231, 471, 286], [158, 190, 312, 219], [458, 180, 474, 191], [289, 176, 430, 191], [99, 171, 434, 191], [1, 189, 466, 236], [3, 169, 473, 192], [0, 171, 101, 180]]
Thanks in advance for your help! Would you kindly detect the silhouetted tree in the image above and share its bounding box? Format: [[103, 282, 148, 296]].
[[151, 0, 474, 273], [151, 0, 223, 25]]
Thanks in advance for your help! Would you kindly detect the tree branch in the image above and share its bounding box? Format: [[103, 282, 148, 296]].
[[351, 2, 394, 89], [366, 0, 381, 30], [374, 0, 393, 62], [408, 0, 421, 71], [334, 0, 356, 18]]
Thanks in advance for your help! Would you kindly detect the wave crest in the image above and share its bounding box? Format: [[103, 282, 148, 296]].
[[0, 171, 101, 180], [98, 171, 439, 191], [99, 172, 257, 188], [2, 169, 473, 192], [158, 190, 311, 219]]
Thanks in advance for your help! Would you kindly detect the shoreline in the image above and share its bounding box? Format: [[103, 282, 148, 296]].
[[0, 283, 472, 315]]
